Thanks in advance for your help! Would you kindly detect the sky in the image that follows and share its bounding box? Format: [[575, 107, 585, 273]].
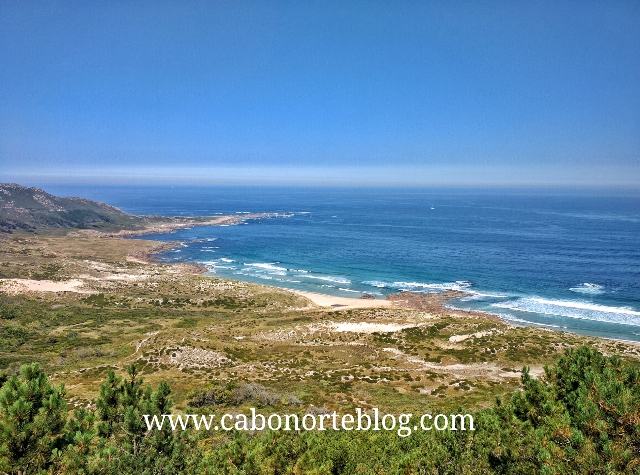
[[1, 1, 639, 186]]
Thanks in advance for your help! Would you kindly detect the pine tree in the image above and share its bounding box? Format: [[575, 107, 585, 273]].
[[0, 363, 67, 475]]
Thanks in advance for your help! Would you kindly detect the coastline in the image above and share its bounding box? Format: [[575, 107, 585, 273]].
[[115, 231, 517, 325], [67, 212, 288, 239], [289, 287, 511, 323], [3, 184, 639, 346], [120, 235, 610, 339], [287, 289, 392, 310], [4, 230, 640, 415], [120, 232, 640, 344], [0, 231, 498, 323]]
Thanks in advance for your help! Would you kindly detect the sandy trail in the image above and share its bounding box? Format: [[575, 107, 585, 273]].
[[289, 289, 391, 310], [382, 347, 544, 380]]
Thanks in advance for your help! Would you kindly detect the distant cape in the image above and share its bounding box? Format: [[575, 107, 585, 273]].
[[0, 183, 143, 234]]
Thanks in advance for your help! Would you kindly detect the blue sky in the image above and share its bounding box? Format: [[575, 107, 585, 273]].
[[1, 1, 639, 185]]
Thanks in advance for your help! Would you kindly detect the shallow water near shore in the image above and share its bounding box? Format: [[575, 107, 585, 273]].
[[44, 185, 640, 341]]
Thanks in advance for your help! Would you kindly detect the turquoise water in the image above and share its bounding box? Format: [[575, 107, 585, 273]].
[[44, 185, 640, 341]]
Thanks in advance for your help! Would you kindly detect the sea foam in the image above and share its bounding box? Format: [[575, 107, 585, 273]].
[[245, 263, 288, 272], [492, 297, 640, 326], [363, 280, 472, 292], [241, 263, 288, 276], [569, 283, 604, 295], [298, 274, 351, 284]]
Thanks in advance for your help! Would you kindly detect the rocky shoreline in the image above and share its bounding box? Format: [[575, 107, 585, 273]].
[[93, 212, 289, 238], [386, 290, 506, 323]]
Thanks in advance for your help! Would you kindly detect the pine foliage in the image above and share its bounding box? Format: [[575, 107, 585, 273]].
[[0, 347, 638, 474]]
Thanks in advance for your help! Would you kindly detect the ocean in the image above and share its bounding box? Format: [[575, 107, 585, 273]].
[[43, 185, 640, 342]]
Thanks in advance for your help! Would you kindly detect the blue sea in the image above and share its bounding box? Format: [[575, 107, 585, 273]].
[[44, 185, 640, 342]]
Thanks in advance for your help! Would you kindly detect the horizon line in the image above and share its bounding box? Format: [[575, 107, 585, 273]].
[[3, 164, 639, 187]]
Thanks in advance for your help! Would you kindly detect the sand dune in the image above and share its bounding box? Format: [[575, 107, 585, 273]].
[[0, 278, 94, 294]]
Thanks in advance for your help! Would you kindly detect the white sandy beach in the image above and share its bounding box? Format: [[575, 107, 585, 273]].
[[288, 289, 391, 310]]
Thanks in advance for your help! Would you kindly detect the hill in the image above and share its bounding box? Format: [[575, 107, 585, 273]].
[[0, 183, 280, 237], [0, 183, 144, 234]]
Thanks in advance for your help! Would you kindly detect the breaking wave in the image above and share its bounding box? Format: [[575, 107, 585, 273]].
[[492, 297, 640, 326], [363, 280, 472, 292], [569, 283, 605, 295], [298, 274, 351, 284]]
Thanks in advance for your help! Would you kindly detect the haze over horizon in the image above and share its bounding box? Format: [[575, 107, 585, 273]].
[[1, 1, 639, 186]]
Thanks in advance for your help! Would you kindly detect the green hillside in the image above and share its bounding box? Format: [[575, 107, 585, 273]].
[[0, 183, 143, 234]]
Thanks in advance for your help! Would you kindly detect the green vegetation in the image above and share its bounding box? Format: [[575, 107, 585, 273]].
[[2, 347, 639, 474], [187, 380, 302, 408]]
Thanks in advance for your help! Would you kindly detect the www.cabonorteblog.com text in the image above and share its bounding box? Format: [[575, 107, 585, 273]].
[[143, 408, 474, 437]]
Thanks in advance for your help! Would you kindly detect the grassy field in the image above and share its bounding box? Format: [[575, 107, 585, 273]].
[[2, 233, 639, 415]]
